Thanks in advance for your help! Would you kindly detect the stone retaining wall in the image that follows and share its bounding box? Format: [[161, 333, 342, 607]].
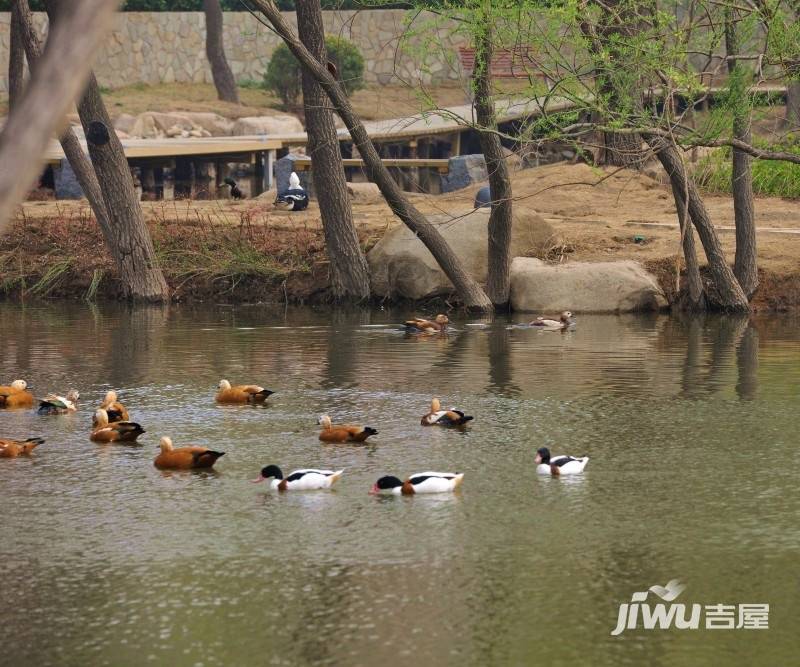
[[0, 10, 465, 93]]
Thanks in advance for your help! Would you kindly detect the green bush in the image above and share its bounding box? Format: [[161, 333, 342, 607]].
[[695, 141, 800, 199], [262, 36, 365, 110]]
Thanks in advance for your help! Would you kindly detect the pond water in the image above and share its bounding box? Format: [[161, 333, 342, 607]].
[[0, 303, 798, 667]]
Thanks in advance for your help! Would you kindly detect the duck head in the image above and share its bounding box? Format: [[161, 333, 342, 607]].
[[94, 409, 110, 427], [159, 436, 174, 453], [561, 311, 574, 323], [535, 447, 551, 465], [318, 415, 332, 430], [11, 379, 27, 391], [370, 475, 404, 494], [252, 464, 283, 483], [218, 379, 232, 391], [435, 314, 449, 327], [430, 397, 441, 412], [102, 390, 117, 406], [66, 389, 80, 403]]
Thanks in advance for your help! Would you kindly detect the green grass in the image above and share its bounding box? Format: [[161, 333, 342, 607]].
[[29, 258, 74, 296], [85, 269, 105, 302], [695, 144, 800, 198]]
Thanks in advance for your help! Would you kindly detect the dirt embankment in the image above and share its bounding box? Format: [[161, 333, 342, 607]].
[[4, 163, 800, 309]]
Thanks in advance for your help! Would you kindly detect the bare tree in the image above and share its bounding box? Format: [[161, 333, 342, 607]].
[[725, 12, 758, 299], [204, 0, 239, 104], [648, 137, 749, 311], [0, 0, 121, 231], [44, 1, 169, 302], [473, 1, 513, 307], [7, 1, 25, 111], [295, 0, 370, 301], [250, 0, 493, 311]]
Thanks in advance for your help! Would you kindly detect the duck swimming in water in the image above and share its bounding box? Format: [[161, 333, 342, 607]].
[[38, 390, 80, 415], [215, 380, 275, 404], [420, 398, 474, 426], [0, 437, 44, 458], [154, 436, 225, 470], [318, 415, 378, 443], [252, 465, 343, 490], [405, 314, 449, 334], [535, 447, 589, 476], [274, 172, 309, 211], [91, 409, 144, 444], [529, 311, 575, 330], [370, 472, 464, 495], [0, 380, 34, 409], [92, 390, 129, 425]]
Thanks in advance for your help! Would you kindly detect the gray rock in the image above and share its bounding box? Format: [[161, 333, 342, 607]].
[[510, 258, 668, 313], [53, 159, 84, 199], [440, 154, 488, 193], [231, 114, 303, 136], [474, 185, 491, 208], [368, 208, 557, 300]]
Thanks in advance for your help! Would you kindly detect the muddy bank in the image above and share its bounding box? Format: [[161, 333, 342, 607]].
[[0, 214, 335, 304]]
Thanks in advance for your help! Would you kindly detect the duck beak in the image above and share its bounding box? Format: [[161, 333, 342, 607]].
[[369, 484, 379, 495], [534, 455, 541, 464], [251, 475, 266, 484]]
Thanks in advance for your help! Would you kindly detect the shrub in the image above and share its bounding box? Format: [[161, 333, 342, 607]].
[[262, 36, 365, 110], [695, 140, 800, 199]]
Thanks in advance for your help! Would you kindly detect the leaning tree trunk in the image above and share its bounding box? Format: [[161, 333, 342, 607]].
[[48, 0, 168, 301], [669, 179, 705, 309], [648, 137, 749, 311], [250, 0, 493, 311], [473, 1, 513, 308], [203, 0, 239, 104], [726, 14, 758, 299], [0, 0, 121, 232], [16, 0, 113, 249], [295, 0, 370, 301], [7, 1, 25, 111]]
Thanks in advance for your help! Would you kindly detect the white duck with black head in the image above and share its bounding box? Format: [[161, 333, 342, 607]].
[[535, 447, 589, 476], [370, 472, 464, 495]]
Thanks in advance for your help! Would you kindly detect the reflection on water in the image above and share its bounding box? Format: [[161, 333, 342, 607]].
[[0, 303, 798, 667]]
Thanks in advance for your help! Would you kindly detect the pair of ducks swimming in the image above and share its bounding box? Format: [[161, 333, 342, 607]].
[[0, 380, 80, 413], [405, 311, 576, 334]]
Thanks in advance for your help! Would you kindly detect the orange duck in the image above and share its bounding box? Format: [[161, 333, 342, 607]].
[[318, 415, 378, 443], [215, 379, 275, 404], [154, 436, 225, 470], [0, 380, 35, 409], [0, 437, 44, 458], [90, 409, 145, 443], [404, 314, 449, 334], [92, 390, 129, 425]]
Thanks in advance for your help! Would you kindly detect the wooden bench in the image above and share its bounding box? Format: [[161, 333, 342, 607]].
[[291, 157, 450, 174], [457, 46, 542, 79]]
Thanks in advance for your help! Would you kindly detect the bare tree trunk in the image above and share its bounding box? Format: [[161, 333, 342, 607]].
[[473, 1, 512, 308], [45, 1, 169, 302], [295, 0, 369, 301], [668, 179, 705, 309], [0, 0, 122, 232], [203, 0, 239, 104], [8, 2, 26, 111], [250, 0, 493, 311], [16, 0, 111, 239], [786, 80, 800, 129], [648, 138, 749, 311], [726, 15, 758, 299]]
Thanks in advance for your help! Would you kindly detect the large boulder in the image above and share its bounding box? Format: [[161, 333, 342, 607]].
[[510, 258, 668, 313], [368, 208, 557, 300], [129, 112, 213, 139], [179, 112, 234, 136], [232, 114, 303, 136]]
